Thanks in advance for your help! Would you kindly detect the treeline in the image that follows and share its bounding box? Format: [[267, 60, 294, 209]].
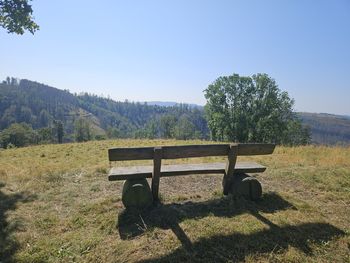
[[77, 93, 209, 140], [0, 78, 209, 148], [0, 122, 63, 148], [0, 78, 76, 134], [298, 113, 350, 145]]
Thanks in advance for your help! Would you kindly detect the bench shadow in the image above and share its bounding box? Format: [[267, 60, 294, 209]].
[[118, 192, 295, 240], [117, 192, 345, 262], [138, 222, 344, 263], [0, 182, 37, 263]]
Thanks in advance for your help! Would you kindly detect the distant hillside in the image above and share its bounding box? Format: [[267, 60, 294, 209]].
[[298, 112, 350, 145], [0, 79, 209, 142]]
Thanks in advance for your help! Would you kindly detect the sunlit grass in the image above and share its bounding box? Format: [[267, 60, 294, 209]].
[[0, 140, 349, 262]]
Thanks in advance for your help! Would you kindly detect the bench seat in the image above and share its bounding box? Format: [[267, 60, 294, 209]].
[[108, 162, 266, 181]]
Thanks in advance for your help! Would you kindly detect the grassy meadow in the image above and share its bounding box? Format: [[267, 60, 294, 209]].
[[0, 139, 349, 262]]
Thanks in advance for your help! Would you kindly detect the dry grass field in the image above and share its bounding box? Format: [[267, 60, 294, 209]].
[[0, 139, 349, 262]]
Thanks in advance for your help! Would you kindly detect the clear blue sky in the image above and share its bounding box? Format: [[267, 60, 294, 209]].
[[1, 0, 349, 115]]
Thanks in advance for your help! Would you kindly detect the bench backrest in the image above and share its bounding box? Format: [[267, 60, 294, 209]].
[[108, 143, 275, 161]]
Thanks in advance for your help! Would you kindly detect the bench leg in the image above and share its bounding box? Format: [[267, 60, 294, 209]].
[[222, 173, 232, 195], [223, 144, 238, 195], [152, 147, 162, 202], [122, 178, 153, 209], [223, 173, 262, 200], [151, 175, 160, 202]]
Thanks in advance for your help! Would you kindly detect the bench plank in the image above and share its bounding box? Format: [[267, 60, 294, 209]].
[[162, 143, 275, 159], [162, 144, 229, 159], [108, 147, 154, 161], [237, 143, 275, 156], [108, 162, 266, 181], [108, 143, 275, 161]]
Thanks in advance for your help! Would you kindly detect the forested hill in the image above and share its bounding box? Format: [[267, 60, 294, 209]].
[[298, 112, 350, 145], [0, 78, 349, 145], [0, 78, 209, 142]]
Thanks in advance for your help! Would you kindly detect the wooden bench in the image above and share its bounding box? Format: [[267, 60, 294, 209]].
[[108, 143, 275, 207]]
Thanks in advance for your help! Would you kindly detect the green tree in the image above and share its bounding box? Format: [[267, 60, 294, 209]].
[[204, 73, 310, 145], [160, 115, 176, 138], [0, 105, 16, 128], [144, 119, 158, 139], [74, 118, 92, 142], [282, 117, 311, 146], [0, 0, 39, 34], [39, 109, 50, 127], [174, 116, 195, 140], [19, 106, 32, 123], [37, 127, 53, 143], [54, 120, 64, 143], [106, 127, 120, 139], [0, 122, 37, 148]]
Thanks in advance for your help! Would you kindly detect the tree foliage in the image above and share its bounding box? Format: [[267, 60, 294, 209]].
[[204, 73, 310, 145], [74, 118, 92, 142], [53, 120, 63, 143], [160, 114, 176, 138], [0, 122, 37, 148], [37, 127, 53, 143], [174, 116, 196, 140], [0, 0, 39, 34]]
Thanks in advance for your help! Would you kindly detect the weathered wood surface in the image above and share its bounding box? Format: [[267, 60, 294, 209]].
[[152, 147, 162, 201], [108, 143, 275, 161], [161, 144, 230, 159], [223, 144, 238, 195], [108, 147, 154, 161], [237, 143, 275, 156], [108, 162, 266, 181]]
